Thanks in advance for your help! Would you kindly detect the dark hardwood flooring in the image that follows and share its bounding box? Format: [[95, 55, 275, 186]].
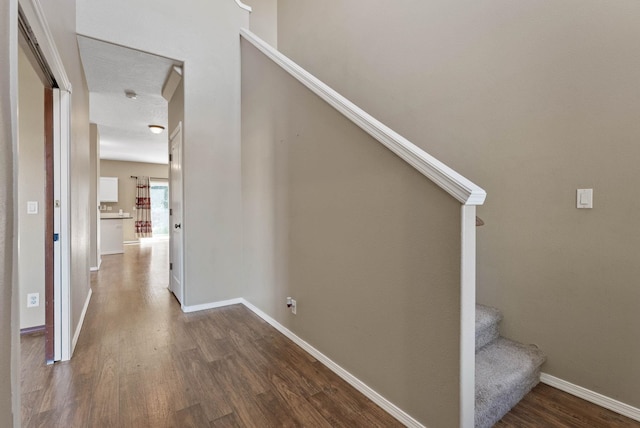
[[20, 241, 401, 427], [497, 383, 640, 427], [20, 240, 640, 427]]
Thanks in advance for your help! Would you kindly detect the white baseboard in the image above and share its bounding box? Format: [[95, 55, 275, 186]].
[[182, 298, 244, 313], [240, 298, 425, 428], [90, 257, 102, 272], [541, 373, 640, 422], [71, 288, 93, 355]]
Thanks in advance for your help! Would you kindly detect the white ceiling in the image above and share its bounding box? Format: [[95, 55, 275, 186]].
[[77, 35, 180, 164]]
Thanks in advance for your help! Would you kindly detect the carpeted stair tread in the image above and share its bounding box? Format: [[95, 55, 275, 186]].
[[475, 337, 546, 428], [476, 304, 502, 352]]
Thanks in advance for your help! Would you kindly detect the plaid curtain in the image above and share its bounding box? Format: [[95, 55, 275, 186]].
[[135, 176, 152, 238]]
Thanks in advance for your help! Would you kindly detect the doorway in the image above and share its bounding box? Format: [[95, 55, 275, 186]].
[[17, 4, 72, 362]]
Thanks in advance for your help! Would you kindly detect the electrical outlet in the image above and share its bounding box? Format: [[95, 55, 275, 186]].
[[291, 299, 297, 315], [27, 293, 39, 308]]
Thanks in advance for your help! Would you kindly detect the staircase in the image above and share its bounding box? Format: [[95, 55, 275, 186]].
[[475, 304, 546, 427]]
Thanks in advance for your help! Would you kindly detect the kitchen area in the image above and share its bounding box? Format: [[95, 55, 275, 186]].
[[99, 176, 132, 255], [98, 160, 169, 258]]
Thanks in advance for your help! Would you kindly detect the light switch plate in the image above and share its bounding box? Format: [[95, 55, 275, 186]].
[[577, 189, 593, 209], [27, 201, 38, 214]]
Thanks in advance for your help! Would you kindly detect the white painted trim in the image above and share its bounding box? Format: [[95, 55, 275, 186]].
[[459, 206, 476, 428], [58, 90, 71, 361], [71, 288, 92, 355], [234, 0, 252, 12], [182, 298, 243, 314], [53, 89, 62, 362], [540, 373, 640, 422], [90, 257, 102, 272], [240, 299, 426, 428], [18, 0, 72, 92], [240, 28, 486, 206]]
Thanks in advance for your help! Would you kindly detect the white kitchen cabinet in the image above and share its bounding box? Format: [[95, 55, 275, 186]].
[[99, 176, 118, 202], [100, 218, 124, 254]]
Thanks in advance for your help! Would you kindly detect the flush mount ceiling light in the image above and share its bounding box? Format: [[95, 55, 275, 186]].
[[124, 90, 137, 99], [148, 125, 165, 134]]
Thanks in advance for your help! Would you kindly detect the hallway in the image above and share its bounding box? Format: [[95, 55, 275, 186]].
[[20, 241, 402, 427]]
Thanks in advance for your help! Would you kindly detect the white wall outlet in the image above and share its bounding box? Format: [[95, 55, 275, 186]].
[[27, 293, 39, 308], [291, 299, 297, 315], [286, 296, 292, 307]]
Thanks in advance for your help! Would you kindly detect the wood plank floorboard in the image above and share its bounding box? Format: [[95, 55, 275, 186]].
[[21, 241, 640, 427], [20, 241, 402, 427], [497, 383, 640, 427]]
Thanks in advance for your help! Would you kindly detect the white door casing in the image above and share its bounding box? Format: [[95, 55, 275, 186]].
[[169, 122, 184, 306]]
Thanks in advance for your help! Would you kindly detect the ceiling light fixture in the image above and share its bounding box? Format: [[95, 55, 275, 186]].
[[148, 125, 165, 134], [125, 90, 137, 99]]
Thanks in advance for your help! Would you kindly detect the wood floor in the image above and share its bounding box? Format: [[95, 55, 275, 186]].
[[20, 241, 401, 427], [20, 240, 640, 427], [497, 384, 640, 427]]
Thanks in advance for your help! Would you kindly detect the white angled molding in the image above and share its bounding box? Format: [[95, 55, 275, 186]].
[[541, 373, 640, 422], [234, 0, 252, 12], [240, 28, 486, 206], [19, 0, 72, 92]]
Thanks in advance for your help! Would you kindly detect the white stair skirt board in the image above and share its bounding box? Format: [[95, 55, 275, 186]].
[[71, 288, 93, 356], [182, 298, 425, 427], [540, 373, 640, 423]]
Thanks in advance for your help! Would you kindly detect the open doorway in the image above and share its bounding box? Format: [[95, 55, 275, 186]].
[[77, 35, 184, 306], [17, 4, 72, 363], [17, 41, 49, 355]]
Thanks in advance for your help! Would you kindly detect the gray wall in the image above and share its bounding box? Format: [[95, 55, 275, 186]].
[[245, 0, 277, 47], [242, 39, 464, 427], [99, 159, 168, 242], [18, 46, 45, 329], [78, 0, 250, 307], [278, 0, 640, 408], [1, 0, 18, 424]]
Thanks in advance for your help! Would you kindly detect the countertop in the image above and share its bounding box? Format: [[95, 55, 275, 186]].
[[100, 213, 133, 220]]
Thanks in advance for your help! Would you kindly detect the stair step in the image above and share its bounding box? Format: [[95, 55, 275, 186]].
[[475, 337, 546, 428], [476, 304, 502, 352]]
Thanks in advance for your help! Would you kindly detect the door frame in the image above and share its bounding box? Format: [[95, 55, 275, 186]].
[[169, 122, 184, 309], [20, 0, 72, 361]]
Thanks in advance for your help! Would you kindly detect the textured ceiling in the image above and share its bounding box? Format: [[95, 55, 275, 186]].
[[78, 35, 180, 164]]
